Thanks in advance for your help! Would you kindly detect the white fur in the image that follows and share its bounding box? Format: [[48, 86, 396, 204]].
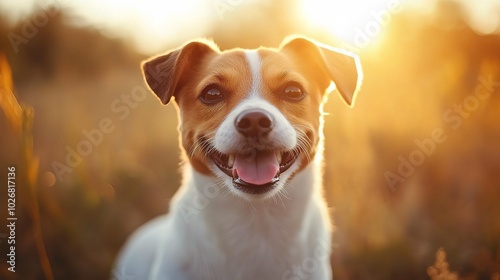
[[114, 163, 332, 280], [244, 50, 262, 98], [114, 49, 332, 280], [213, 97, 298, 201]]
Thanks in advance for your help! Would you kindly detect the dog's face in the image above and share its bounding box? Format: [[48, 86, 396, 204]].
[[143, 37, 361, 200]]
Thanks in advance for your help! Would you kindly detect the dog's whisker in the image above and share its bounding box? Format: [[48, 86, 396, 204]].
[[274, 189, 288, 210], [189, 135, 217, 160], [271, 193, 279, 206]]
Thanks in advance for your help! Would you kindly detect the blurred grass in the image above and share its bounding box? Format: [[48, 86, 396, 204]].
[[427, 248, 458, 280]]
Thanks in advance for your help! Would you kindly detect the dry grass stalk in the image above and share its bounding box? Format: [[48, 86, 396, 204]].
[[0, 54, 54, 280], [427, 247, 459, 280]]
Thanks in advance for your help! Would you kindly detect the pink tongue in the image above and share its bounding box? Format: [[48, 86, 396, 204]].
[[233, 151, 279, 185]]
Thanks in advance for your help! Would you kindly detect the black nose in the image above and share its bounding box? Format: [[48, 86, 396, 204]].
[[235, 109, 274, 137]]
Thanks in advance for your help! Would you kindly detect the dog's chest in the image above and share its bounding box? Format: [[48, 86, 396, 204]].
[[187, 207, 307, 279]]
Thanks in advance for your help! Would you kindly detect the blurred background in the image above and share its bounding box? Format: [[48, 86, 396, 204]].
[[0, 0, 499, 279]]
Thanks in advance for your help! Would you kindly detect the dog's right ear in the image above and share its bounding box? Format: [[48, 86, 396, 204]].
[[142, 40, 219, 105]]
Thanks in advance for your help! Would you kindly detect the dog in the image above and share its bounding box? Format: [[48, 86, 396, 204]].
[[114, 36, 362, 280]]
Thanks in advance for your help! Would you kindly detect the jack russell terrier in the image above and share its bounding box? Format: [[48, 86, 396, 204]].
[[114, 36, 362, 280]]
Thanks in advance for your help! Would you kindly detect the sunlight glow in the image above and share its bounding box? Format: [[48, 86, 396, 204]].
[[67, 0, 215, 54], [300, 0, 403, 48], [460, 0, 500, 35], [1, 0, 498, 54]]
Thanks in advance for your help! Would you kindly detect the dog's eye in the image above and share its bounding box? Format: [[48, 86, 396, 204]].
[[282, 83, 305, 102], [200, 86, 224, 105]]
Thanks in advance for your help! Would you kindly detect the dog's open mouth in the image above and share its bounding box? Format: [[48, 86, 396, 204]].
[[209, 149, 299, 195]]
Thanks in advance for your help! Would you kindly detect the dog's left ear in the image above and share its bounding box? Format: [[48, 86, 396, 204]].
[[280, 36, 362, 107]]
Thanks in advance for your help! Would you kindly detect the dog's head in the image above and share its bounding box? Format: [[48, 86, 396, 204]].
[[143, 36, 362, 200]]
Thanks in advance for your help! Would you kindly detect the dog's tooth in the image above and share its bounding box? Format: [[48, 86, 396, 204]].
[[276, 152, 282, 163], [228, 154, 235, 167]]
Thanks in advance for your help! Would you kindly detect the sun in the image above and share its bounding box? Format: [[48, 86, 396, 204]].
[[300, 0, 404, 48]]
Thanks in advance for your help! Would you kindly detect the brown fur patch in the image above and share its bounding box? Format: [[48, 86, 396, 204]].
[[175, 50, 252, 175], [257, 49, 326, 171]]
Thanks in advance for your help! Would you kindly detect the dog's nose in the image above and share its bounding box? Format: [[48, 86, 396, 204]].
[[235, 109, 274, 137]]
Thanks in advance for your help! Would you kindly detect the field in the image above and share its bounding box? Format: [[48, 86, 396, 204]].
[[0, 1, 499, 279]]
